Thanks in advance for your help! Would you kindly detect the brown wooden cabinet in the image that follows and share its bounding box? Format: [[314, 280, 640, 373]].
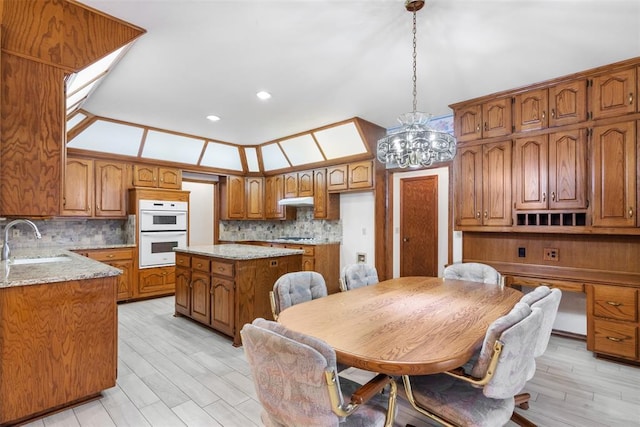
[[283, 171, 314, 198], [454, 97, 512, 142], [264, 175, 295, 220], [132, 165, 182, 189], [591, 120, 637, 227], [62, 158, 127, 218], [586, 284, 639, 361], [80, 247, 135, 301], [246, 177, 265, 219], [270, 242, 341, 294], [313, 168, 340, 220], [138, 266, 175, 298], [220, 175, 246, 219], [514, 88, 548, 132], [590, 67, 637, 120], [514, 129, 587, 210], [327, 160, 374, 192], [455, 140, 512, 227]]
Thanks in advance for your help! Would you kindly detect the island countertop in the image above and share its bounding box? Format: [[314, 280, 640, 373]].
[[1, 248, 122, 289], [174, 243, 304, 260]]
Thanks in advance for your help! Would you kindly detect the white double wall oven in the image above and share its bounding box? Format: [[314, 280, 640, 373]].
[[138, 199, 188, 268]]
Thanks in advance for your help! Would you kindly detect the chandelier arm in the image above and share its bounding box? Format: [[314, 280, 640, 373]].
[[412, 10, 418, 114]]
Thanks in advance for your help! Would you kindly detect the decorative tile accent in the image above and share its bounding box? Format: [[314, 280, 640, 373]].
[[219, 207, 342, 242]]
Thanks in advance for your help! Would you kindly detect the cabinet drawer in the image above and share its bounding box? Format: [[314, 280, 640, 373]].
[[175, 253, 191, 268], [592, 285, 638, 322], [592, 319, 638, 359], [285, 244, 314, 256], [85, 248, 133, 262], [192, 256, 210, 273], [508, 276, 584, 293], [211, 261, 234, 277]]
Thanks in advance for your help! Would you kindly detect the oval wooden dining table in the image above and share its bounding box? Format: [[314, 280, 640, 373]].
[[277, 276, 522, 376]]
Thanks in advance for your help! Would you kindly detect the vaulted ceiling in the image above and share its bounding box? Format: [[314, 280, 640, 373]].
[[77, 0, 640, 147]]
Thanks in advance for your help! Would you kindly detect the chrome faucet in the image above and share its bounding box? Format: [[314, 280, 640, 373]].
[[1, 219, 42, 261]]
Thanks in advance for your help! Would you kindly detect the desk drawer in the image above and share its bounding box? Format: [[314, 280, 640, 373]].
[[508, 275, 584, 293], [285, 244, 314, 256], [212, 261, 234, 277], [176, 253, 190, 268], [192, 256, 211, 273], [592, 319, 638, 359], [85, 248, 133, 262], [592, 285, 637, 322]]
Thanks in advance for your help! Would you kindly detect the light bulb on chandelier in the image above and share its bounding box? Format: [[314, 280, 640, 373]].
[[377, 0, 456, 168]]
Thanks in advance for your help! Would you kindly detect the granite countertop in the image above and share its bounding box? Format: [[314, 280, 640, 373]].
[[223, 238, 341, 245], [175, 244, 305, 260], [1, 248, 123, 289]]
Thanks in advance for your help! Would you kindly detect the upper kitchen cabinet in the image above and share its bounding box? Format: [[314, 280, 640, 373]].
[[313, 169, 340, 220], [514, 80, 587, 132], [327, 160, 374, 192], [246, 177, 265, 220], [283, 171, 314, 198], [453, 97, 512, 142], [591, 120, 637, 228], [264, 175, 295, 220], [62, 157, 128, 218], [0, 0, 144, 217], [455, 140, 512, 227], [220, 175, 246, 220], [133, 165, 182, 189], [590, 67, 637, 120]]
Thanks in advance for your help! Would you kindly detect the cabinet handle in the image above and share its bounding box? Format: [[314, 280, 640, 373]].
[[484, 211, 488, 219], [484, 121, 488, 131], [107, 254, 114, 258], [606, 336, 624, 342], [551, 108, 555, 118], [551, 192, 555, 202], [197, 263, 202, 268], [629, 207, 634, 218], [606, 301, 622, 307], [476, 211, 481, 219], [542, 193, 546, 202], [541, 111, 546, 121], [629, 93, 634, 105], [189, 280, 193, 289], [476, 124, 481, 133]]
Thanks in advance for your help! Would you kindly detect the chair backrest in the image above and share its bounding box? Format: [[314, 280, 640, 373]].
[[340, 263, 379, 291], [483, 306, 544, 399], [272, 271, 327, 317], [240, 318, 341, 426], [443, 262, 501, 285], [530, 288, 562, 357], [519, 285, 551, 305]]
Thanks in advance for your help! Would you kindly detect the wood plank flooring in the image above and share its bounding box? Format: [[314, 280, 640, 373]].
[[23, 296, 640, 427]]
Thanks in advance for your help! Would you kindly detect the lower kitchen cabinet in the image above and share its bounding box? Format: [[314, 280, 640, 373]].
[[75, 247, 135, 301], [138, 266, 175, 298], [586, 284, 639, 361], [174, 249, 301, 345]]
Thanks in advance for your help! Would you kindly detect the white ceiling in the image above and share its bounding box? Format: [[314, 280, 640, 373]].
[[78, 0, 640, 146]]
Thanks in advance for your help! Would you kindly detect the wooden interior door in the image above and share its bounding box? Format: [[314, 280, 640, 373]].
[[400, 176, 438, 277]]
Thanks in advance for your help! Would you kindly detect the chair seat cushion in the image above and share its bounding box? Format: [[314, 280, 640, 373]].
[[408, 374, 514, 427]]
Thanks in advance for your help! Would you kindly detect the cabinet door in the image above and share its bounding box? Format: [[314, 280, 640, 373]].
[[246, 177, 264, 219], [455, 145, 483, 226], [94, 161, 126, 217], [327, 165, 348, 191], [592, 121, 636, 227], [283, 173, 298, 198], [297, 171, 314, 196], [225, 175, 245, 219], [549, 129, 588, 209], [211, 276, 234, 337], [132, 165, 158, 187], [454, 104, 482, 142], [591, 68, 637, 119], [111, 259, 134, 301], [158, 168, 181, 189], [62, 158, 93, 216], [138, 266, 175, 296], [514, 135, 548, 210], [514, 89, 549, 132], [175, 267, 191, 316], [549, 79, 587, 127], [348, 161, 373, 190], [190, 271, 211, 324], [265, 175, 293, 220], [313, 168, 339, 220], [482, 97, 512, 138], [482, 140, 512, 226]]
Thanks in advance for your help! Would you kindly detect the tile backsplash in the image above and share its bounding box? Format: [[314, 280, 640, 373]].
[[219, 207, 342, 242], [0, 217, 135, 249]]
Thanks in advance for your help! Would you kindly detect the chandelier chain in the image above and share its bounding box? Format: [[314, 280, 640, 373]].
[[412, 10, 418, 114]]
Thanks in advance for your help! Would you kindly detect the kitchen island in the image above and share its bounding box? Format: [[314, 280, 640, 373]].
[[174, 244, 303, 345], [0, 249, 121, 426]]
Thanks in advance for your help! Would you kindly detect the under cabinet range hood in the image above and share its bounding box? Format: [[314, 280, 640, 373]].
[[277, 196, 314, 207]]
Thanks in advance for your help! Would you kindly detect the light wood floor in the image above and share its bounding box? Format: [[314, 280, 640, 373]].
[[24, 296, 640, 427]]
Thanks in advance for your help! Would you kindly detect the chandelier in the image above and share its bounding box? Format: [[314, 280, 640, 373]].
[[377, 0, 456, 168]]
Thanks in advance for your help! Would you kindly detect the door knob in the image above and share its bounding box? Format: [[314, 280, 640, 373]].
[[403, 237, 410, 242]]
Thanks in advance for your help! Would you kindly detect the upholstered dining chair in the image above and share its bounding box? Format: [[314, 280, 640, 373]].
[[402, 302, 543, 427], [269, 271, 327, 321], [443, 262, 502, 285], [241, 318, 397, 427], [339, 263, 379, 292]]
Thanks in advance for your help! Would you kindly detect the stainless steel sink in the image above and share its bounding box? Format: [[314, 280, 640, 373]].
[[11, 255, 72, 265]]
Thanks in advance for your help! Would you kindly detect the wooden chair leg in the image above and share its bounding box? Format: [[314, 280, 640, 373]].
[[514, 392, 531, 409], [511, 410, 537, 427]]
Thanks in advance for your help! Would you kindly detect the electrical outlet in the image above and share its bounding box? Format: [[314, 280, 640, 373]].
[[357, 252, 366, 263], [12, 229, 20, 238], [543, 248, 559, 261], [518, 247, 526, 258]]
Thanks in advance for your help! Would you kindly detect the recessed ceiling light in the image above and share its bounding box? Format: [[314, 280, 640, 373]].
[[206, 115, 220, 122], [256, 91, 272, 100]]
